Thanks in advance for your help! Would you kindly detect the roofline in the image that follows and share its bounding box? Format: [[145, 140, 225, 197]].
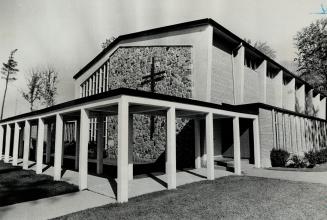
[[0, 88, 257, 124], [223, 102, 327, 123], [73, 18, 211, 80], [72, 18, 324, 98]]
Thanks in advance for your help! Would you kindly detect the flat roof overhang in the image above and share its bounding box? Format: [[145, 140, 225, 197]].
[[0, 88, 258, 124]]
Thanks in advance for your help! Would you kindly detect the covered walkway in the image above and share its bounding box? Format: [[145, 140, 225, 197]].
[[0, 88, 260, 202]]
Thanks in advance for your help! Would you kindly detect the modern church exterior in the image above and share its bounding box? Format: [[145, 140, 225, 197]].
[[0, 18, 326, 202]]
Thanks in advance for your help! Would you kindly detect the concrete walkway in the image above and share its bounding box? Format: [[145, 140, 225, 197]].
[[244, 166, 327, 185], [0, 159, 233, 220], [0, 190, 115, 220]]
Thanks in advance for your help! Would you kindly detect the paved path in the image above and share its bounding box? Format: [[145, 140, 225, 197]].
[[244, 166, 327, 185], [0, 190, 115, 220], [0, 159, 233, 220]]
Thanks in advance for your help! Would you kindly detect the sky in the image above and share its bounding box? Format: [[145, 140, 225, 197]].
[[0, 0, 326, 118]]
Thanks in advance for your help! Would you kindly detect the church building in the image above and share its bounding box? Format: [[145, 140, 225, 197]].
[[0, 18, 326, 202]]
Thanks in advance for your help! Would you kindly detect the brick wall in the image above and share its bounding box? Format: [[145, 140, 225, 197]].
[[258, 108, 274, 167], [282, 79, 295, 111], [243, 67, 261, 103], [211, 41, 234, 104], [266, 73, 282, 107], [259, 107, 327, 167]]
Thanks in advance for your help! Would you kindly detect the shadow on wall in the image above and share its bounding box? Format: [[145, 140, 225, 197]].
[[143, 119, 196, 171], [304, 93, 319, 117], [219, 118, 254, 163]]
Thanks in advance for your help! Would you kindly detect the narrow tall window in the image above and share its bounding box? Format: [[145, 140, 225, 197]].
[[89, 78, 93, 96], [92, 75, 96, 95], [85, 81, 88, 97], [103, 64, 107, 92], [99, 68, 103, 93], [96, 72, 99, 94], [106, 62, 110, 91]]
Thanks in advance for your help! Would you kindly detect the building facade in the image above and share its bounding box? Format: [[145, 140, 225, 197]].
[[0, 18, 326, 202]]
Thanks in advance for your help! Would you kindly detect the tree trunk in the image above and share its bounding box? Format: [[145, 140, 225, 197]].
[[0, 72, 9, 120]]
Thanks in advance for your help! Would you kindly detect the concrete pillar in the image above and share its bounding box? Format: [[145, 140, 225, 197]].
[[79, 109, 89, 190], [233, 117, 241, 175], [75, 120, 80, 170], [54, 114, 63, 180], [4, 124, 11, 163], [36, 118, 45, 174], [253, 117, 261, 168], [128, 114, 133, 180], [117, 97, 129, 202], [205, 112, 215, 180], [201, 119, 207, 167], [12, 122, 20, 166], [0, 125, 4, 160], [194, 119, 201, 169], [233, 45, 245, 104], [23, 120, 31, 169], [46, 123, 52, 164], [206, 112, 214, 180], [166, 106, 176, 189], [96, 115, 104, 175]]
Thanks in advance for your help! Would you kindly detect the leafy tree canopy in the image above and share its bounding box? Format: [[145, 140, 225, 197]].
[[294, 18, 327, 92], [244, 39, 277, 60]]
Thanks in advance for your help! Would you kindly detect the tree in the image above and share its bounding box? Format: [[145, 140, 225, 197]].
[[294, 18, 327, 91], [41, 67, 58, 107], [0, 49, 19, 119], [244, 39, 277, 59], [101, 36, 116, 49], [22, 70, 43, 111]]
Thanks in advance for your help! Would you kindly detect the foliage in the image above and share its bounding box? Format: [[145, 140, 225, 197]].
[[22, 70, 43, 111], [101, 36, 116, 49], [286, 155, 309, 168], [270, 148, 290, 167], [294, 18, 327, 91], [22, 66, 59, 111], [244, 39, 276, 59], [40, 66, 58, 107], [0, 49, 19, 119], [304, 148, 327, 166]]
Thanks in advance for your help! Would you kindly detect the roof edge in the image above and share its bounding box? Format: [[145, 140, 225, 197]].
[[73, 18, 211, 80], [72, 18, 324, 98]]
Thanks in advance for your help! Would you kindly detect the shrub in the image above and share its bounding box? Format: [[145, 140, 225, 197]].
[[286, 155, 309, 168], [270, 148, 290, 167], [305, 148, 327, 166], [304, 150, 319, 166]]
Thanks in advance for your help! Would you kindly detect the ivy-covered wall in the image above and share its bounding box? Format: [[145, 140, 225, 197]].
[[102, 46, 194, 166]]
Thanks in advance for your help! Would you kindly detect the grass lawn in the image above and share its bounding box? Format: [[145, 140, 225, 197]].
[[56, 175, 327, 220], [0, 161, 78, 207]]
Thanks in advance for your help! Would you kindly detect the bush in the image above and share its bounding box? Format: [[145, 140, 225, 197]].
[[270, 148, 290, 167], [305, 150, 319, 166], [305, 148, 327, 166], [286, 155, 309, 168]]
